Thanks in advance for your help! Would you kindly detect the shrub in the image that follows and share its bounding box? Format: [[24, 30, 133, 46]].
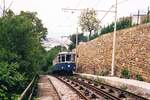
[[136, 74, 143, 81], [99, 68, 109, 76], [121, 68, 130, 79]]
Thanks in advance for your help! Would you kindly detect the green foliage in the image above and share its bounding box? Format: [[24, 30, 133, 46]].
[[0, 62, 26, 99], [45, 46, 62, 70], [69, 33, 87, 50], [142, 17, 150, 24], [136, 74, 143, 81], [121, 68, 130, 79], [79, 8, 100, 38], [101, 18, 132, 35], [0, 10, 47, 98], [89, 32, 99, 40]]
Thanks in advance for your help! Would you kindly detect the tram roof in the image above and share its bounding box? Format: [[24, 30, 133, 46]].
[[58, 51, 75, 55]]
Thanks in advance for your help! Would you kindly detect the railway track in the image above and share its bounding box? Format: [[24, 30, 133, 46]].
[[56, 76, 91, 100], [73, 76, 149, 100], [48, 77, 61, 100], [56, 76, 116, 100], [56, 75, 149, 100]]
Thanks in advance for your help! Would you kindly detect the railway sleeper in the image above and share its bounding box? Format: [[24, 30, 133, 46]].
[[79, 86, 84, 90], [71, 81, 74, 84], [118, 92, 126, 98], [73, 76, 149, 100], [84, 89, 100, 99], [67, 79, 70, 82], [90, 93, 99, 99], [94, 83, 98, 86], [74, 83, 79, 87], [108, 89, 115, 93], [100, 85, 106, 89]]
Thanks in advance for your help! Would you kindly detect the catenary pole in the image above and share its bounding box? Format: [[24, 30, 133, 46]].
[[75, 27, 78, 72], [111, 0, 117, 76]]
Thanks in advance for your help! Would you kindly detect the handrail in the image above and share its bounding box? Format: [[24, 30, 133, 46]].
[[18, 75, 38, 100]]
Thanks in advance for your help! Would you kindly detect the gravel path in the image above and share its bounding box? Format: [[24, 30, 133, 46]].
[[37, 75, 60, 100], [48, 75, 82, 100]]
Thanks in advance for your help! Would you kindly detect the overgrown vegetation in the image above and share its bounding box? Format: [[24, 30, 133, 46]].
[[79, 8, 100, 39], [121, 68, 130, 79], [136, 74, 143, 81], [69, 33, 87, 50], [101, 18, 132, 35], [0, 10, 47, 99], [69, 17, 133, 50]]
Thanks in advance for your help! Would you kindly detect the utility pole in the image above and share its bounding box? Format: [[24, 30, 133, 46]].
[[62, 0, 127, 75], [76, 27, 78, 48], [133, 9, 149, 24], [75, 27, 78, 72], [111, 0, 117, 76], [147, 6, 149, 22], [137, 10, 140, 25]]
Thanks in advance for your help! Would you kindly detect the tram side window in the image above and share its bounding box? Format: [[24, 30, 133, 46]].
[[66, 55, 71, 61], [61, 54, 65, 62]]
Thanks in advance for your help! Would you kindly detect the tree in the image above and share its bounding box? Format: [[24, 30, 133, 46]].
[[100, 18, 132, 35], [79, 8, 100, 39], [69, 33, 87, 50], [46, 46, 62, 66], [0, 10, 47, 98]]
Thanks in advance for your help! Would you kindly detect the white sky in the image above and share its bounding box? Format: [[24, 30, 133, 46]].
[[0, 0, 150, 38]]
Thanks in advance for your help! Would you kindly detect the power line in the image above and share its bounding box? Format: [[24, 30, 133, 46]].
[[100, 0, 128, 23], [62, 8, 115, 13]]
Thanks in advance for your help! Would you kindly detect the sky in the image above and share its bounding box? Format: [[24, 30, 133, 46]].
[[0, 0, 150, 39]]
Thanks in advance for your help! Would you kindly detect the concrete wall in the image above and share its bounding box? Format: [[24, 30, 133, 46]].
[[76, 23, 150, 81]]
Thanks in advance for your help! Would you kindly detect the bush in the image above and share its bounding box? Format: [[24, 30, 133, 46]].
[[99, 68, 109, 76], [136, 74, 143, 81], [121, 68, 130, 79]]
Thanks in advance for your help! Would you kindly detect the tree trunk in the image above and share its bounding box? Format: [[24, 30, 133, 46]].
[[89, 30, 92, 41]]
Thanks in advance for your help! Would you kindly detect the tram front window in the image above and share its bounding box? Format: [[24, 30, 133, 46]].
[[66, 55, 71, 61], [61, 54, 65, 62], [58, 55, 61, 62]]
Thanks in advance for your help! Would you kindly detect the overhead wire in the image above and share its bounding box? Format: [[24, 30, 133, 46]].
[[100, 0, 128, 23], [61, 0, 83, 34]]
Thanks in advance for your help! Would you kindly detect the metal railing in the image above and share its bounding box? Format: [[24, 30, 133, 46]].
[[18, 75, 39, 100]]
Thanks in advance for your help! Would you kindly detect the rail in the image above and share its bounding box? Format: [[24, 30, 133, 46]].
[[18, 74, 39, 100], [48, 78, 61, 100], [74, 75, 149, 100], [55, 76, 90, 100]]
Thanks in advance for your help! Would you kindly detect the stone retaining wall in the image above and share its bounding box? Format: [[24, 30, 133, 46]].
[[76, 23, 150, 81]]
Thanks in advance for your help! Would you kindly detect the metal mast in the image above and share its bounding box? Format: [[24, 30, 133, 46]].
[[111, 0, 118, 76], [75, 27, 78, 72]]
